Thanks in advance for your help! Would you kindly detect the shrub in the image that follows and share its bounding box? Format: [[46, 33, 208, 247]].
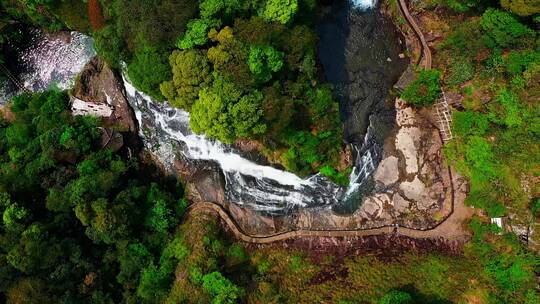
[[446, 57, 475, 86], [401, 69, 442, 107], [480, 8, 535, 48], [379, 290, 413, 304], [202, 271, 244, 304]]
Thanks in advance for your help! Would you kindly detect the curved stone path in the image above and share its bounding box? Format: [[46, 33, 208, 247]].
[[188, 191, 474, 244], [397, 0, 432, 69]]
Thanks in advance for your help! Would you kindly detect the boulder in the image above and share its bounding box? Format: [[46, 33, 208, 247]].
[[374, 156, 399, 186], [395, 126, 421, 174], [174, 156, 226, 204], [72, 56, 137, 133]]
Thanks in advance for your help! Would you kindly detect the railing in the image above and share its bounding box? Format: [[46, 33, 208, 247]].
[[433, 90, 453, 141]]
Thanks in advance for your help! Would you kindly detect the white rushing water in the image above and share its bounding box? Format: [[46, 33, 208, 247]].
[[5, 29, 381, 214], [351, 0, 377, 10], [123, 79, 350, 213]]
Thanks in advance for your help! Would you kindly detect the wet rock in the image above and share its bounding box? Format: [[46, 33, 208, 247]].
[[337, 144, 354, 172], [374, 156, 399, 186], [71, 97, 113, 117], [445, 91, 464, 109], [361, 194, 387, 218], [394, 65, 415, 90], [395, 98, 416, 126], [428, 182, 444, 200], [174, 156, 226, 204], [72, 56, 137, 132]]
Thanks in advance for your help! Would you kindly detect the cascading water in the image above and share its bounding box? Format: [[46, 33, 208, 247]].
[[3, 1, 407, 215], [123, 79, 343, 214]]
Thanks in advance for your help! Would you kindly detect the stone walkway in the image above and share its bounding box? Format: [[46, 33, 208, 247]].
[[188, 184, 474, 244], [397, 0, 432, 69]]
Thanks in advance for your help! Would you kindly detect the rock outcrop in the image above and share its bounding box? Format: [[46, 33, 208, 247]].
[[71, 56, 136, 133], [0, 104, 14, 122]]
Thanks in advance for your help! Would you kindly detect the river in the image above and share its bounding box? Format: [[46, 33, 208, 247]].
[[0, 0, 407, 215]]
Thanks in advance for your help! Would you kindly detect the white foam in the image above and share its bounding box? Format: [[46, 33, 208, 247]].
[[123, 79, 313, 189], [351, 0, 377, 9]]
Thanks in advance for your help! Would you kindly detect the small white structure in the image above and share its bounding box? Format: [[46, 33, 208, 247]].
[[71, 97, 113, 117], [491, 217, 503, 229]]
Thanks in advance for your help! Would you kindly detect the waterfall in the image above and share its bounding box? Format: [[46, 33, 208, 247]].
[[123, 78, 347, 214], [7, 29, 384, 215]]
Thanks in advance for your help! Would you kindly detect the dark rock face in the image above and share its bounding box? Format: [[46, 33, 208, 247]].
[[174, 155, 227, 204], [72, 56, 137, 133]]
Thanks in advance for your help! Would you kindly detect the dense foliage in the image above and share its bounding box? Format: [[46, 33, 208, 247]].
[[159, 212, 539, 303], [0, 0, 92, 32], [0, 91, 187, 302], [0, 91, 536, 303], [438, 7, 540, 220], [159, 1, 346, 177], [92, 0, 198, 97], [2, 0, 348, 179]]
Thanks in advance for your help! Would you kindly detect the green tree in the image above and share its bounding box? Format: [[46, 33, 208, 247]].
[[160, 49, 213, 110], [190, 87, 235, 143], [94, 26, 126, 69], [2, 203, 28, 231], [401, 69, 442, 107], [117, 242, 152, 287], [202, 271, 244, 304], [199, 0, 243, 19], [127, 46, 171, 101], [190, 75, 265, 143], [259, 0, 298, 24], [145, 183, 176, 234], [248, 45, 284, 82], [230, 91, 267, 137], [177, 18, 221, 50], [480, 8, 535, 48]]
